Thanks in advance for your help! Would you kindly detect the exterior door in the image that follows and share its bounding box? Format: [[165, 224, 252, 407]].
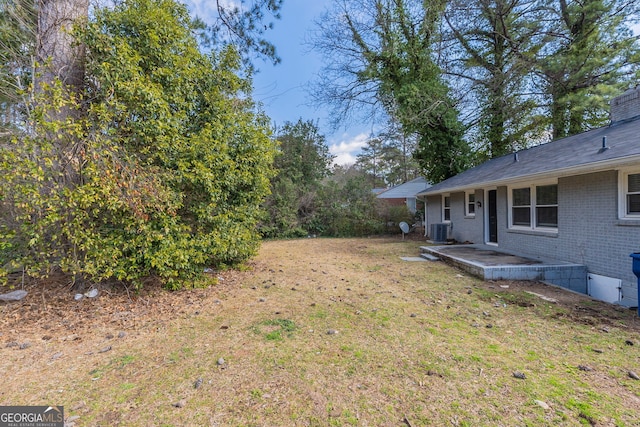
[[488, 190, 498, 244]]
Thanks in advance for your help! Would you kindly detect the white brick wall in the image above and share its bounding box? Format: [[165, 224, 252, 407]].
[[425, 172, 640, 306], [500, 171, 640, 307], [611, 86, 640, 123]]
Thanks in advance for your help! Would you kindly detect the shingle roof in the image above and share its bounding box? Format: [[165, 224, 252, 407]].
[[418, 117, 640, 196], [377, 177, 431, 199]]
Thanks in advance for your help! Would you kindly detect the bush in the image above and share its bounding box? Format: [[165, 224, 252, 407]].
[[0, 0, 276, 288]]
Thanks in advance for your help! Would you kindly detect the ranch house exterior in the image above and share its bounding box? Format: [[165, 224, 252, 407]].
[[417, 87, 640, 307]]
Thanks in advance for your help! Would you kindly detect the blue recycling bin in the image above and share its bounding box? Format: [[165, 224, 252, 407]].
[[630, 253, 640, 316]]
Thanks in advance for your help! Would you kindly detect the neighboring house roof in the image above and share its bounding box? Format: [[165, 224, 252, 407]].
[[377, 177, 431, 199], [418, 116, 640, 197]]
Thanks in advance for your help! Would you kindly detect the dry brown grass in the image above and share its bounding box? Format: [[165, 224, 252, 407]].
[[2, 237, 640, 426]]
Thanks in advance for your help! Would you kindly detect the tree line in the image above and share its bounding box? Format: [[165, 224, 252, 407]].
[[1, 0, 638, 288], [311, 0, 640, 182]]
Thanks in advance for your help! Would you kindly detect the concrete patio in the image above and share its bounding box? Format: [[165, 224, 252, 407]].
[[420, 244, 587, 293]]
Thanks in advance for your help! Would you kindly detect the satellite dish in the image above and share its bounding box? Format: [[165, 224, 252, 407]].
[[399, 221, 410, 234]]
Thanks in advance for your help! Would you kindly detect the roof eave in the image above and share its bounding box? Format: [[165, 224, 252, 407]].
[[416, 154, 640, 197]]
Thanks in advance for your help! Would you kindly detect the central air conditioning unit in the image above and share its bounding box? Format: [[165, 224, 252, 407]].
[[430, 223, 449, 243]]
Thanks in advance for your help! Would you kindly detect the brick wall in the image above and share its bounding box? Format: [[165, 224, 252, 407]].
[[499, 171, 640, 307], [611, 86, 640, 123], [425, 175, 640, 306]]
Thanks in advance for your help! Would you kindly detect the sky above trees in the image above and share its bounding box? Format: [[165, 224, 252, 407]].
[[184, 0, 373, 165], [184, 1, 639, 167]]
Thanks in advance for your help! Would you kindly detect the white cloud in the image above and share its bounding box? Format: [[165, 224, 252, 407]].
[[328, 132, 369, 166], [333, 152, 358, 166], [185, 0, 242, 23]]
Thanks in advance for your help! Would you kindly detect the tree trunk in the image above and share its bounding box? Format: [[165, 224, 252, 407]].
[[34, 0, 89, 188], [35, 0, 88, 104]]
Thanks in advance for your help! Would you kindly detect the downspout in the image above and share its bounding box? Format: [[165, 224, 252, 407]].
[[418, 195, 427, 236], [424, 199, 427, 236]]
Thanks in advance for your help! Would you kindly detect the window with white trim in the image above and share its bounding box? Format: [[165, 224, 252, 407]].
[[509, 183, 557, 230], [465, 192, 476, 217], [622, 171, 640, 218], [535, 184, 558, 227], [443, 194, 451, 222]]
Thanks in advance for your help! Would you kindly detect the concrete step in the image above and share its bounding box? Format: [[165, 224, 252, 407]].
[[420, 253, 440, 261]]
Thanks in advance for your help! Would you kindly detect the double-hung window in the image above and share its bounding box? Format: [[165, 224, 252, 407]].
[[509, 183, 558, 230], [512, 188, 531, 226], [443, 194, 451, 221], [535, 185, 558, 227], [465, 192, 476, 217], [621, 171, 640, 218]]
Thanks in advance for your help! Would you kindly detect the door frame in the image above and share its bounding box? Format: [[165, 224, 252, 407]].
[[485, 188, 498, 245]]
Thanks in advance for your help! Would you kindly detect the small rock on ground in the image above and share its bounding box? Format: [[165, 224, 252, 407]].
[[534, 400, 550, 410], [0, 289, 28, 301], [172, 399, 186, 408]]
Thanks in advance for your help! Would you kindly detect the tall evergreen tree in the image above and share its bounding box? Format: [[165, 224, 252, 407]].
[[443, 0, 544, 159], [0, 0, 35, 130], [532, 0, 640, 138], [355, 135, 385, 188]]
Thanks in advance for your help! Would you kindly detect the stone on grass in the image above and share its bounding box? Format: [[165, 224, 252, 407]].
[[534, 400, 550, 410], [172, 399, 186, 408]]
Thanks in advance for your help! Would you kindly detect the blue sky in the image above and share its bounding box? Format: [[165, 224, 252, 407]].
[[184, 1, 640, 166], [250, 1, 373, 166], [185, 0, 370, 165]]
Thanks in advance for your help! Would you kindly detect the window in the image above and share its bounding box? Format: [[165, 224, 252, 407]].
[[465, 192, 476, 217], [512, 188, 531, 226], [626, 173, 640, 217], [536, 184, 558, 227], [407, 197, 417, 213], [509, 183, 557, 230], [443, 195, 451, 221]]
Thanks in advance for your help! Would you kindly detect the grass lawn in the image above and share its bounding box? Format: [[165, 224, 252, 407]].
[[1, 237, 640, 426]]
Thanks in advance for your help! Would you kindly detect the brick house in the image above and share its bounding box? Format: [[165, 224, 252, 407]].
[[376, 177, 430, 214], [417, 87, 640, 307]]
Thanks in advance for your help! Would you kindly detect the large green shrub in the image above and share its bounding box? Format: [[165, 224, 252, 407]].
[[0, 0, 276, 288]]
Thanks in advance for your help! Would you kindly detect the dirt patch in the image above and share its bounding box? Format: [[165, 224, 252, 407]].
[[481, 279, 640, 331], [0, 269, 244, 348]]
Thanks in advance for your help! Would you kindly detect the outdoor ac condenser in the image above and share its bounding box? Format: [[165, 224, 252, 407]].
[[430, 223, 448, 243]]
